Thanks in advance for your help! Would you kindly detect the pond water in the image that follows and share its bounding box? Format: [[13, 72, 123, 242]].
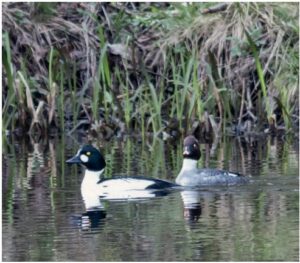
[[2, 135, 299, 261]]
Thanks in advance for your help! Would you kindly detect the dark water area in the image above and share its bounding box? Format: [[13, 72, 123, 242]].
[[2, 135, 299, 261]]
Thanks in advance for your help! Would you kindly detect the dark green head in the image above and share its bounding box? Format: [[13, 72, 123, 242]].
[[66, 145, 106, 171]]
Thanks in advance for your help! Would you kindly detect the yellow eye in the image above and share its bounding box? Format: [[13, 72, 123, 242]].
[[86, 152, 91, 156]]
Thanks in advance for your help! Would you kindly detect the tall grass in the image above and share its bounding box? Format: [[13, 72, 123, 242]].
[[2, 3, 299, 138], [115, 67, 131, 129], [98, 26, 112, 121], [2, 32, 16, 132], [70, 62, 79, 127], [170, 54, 195, 126], [245, 30, 272, 120], [58, 63, 65, 132]]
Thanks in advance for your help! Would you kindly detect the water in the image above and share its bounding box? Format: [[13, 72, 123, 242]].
[[2, 135, 299, 261]]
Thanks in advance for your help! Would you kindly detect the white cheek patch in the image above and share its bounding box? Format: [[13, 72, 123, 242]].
[[80, 154, 89, 163]]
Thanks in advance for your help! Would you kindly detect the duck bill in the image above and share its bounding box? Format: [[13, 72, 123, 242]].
[[183, 146, 191, 156], [66, 154, 81, 164]]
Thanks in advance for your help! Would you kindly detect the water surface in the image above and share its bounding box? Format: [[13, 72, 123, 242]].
[[2, 135, 299, 261]]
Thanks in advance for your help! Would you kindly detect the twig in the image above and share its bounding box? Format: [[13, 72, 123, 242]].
[[201, 3, 228, 14], [238, 78, 246, 126]]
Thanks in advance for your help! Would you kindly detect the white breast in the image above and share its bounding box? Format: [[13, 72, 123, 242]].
[[176, 158, 198, 185], [98, 178, 155, 192], [180, 159, 198, 172]]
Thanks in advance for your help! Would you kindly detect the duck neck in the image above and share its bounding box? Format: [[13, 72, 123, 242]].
[[180, 158, 198, 172], [81, 169, 104, 190], [81, 169, 104, 210]]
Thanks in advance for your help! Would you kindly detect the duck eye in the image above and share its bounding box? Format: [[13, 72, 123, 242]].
[[193, 144, 197, 148], [86, 152, 91, 156]]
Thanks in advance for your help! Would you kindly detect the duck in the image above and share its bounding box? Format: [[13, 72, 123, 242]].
[[176, 135, 249, 186], [66, 137, 248, 203], [66, 145, 177, 202]]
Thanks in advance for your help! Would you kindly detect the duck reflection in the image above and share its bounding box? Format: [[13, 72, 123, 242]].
[[73, 188, 174, 231], [181, 190, 202, 223], [71, 194, 107, 231], [76, 188, 203, 230], [71, 209, 107, 231]]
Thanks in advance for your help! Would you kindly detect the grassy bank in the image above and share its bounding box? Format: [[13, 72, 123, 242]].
[[2, 2, 299, 141]]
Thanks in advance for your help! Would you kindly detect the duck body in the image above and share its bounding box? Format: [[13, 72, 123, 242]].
[[97, 176, 177, 191], [176, 166, 248, 186], [96, 177, 176, 200], [175, 136, 249, 187], [81, 170, 177, 200]]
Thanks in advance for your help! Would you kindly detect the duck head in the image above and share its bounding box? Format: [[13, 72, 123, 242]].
[[66, 145, 106, 171], [183, 135, 201, 161]]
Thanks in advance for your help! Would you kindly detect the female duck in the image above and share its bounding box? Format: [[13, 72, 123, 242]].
[[176, 135, 249, 186]]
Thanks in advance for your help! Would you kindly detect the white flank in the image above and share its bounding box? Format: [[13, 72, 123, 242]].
[[97, 178, 154, 192], [228, 172, 238, 177], [81, 170, 157, 205]]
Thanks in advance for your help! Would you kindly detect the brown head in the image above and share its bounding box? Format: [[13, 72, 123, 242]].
[[183, 135, 201, 160]]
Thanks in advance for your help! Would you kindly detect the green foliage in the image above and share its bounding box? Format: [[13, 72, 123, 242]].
[[2, 32, 17, 131], [58, 63, 65, 131]]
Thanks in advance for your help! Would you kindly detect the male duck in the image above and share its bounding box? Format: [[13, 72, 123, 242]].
[[66, 145, 176, 201]]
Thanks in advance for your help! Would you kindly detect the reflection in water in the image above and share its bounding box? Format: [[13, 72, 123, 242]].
[[181, 190, 202, 222], [72, 193, 106, 231], [2, 134, 299, 261], [77, 185, 175, 231], [71, 210, 107, 231], [78, 186, 176, 231]]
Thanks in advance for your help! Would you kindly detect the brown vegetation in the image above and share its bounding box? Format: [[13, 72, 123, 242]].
[[2, 2, 299, 140]]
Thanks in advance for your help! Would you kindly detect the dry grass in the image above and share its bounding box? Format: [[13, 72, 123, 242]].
[[152, 3, 299, 133], [2, 2, 299, 138]]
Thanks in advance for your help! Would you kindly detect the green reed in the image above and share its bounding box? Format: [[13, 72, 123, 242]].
[[58, 63, 65, 131], [69, 62, 81, 128], [169, 52, 205, 128], [148, 83, 163, 135], [48, 47, 54, 92], [91, 78, 100, 122], [2, 32, 16, 131], [138, 63, 164, 136], [246, 29, 272, 120], [115, 67, 132, 129], [98, 26, 112, 121]]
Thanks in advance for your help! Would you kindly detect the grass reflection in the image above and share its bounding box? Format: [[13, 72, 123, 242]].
[[2, 134, 299, 261]]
